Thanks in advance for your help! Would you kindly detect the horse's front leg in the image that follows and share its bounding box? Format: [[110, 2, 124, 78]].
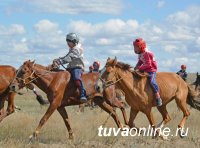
[[120, 107, 128, 125], [29, 100, 60, 142], [94, 97, 123, 128], [57, 106, 74, 139], [128, 107, 139, 129]]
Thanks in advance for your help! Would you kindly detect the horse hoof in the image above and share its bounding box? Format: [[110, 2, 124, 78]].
[[178, 129, 186, 138], [28, 135, 34, 144], [69, 133, 74, 140], [162, 136, 168, 140]]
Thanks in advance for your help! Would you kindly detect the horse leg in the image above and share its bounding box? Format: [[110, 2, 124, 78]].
[[94, 97, 123, 128], [108, 98, 128, 125], [175, 98, 190, 138], [77, 104, 84, 112], [145, 108, 168, 140], [7, 92, 16, 114], [29, 101, 60, 142], [57, 107, 74, 139], [128, 107, 139, 128], [157, 105, 171, 128], [120, 107, 128, 125], [0, 97, 7, 122], [0, 93, 17, 122], [145, 110, 157, 137]]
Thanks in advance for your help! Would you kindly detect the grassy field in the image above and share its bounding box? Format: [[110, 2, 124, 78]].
[[0, 74, 200, 148]]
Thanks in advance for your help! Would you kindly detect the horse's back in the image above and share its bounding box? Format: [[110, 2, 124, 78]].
[[0, 65, 16, 94], [0, 65, 16, 74], [157, 72, 186, 82], [156, 72, 187, 96]]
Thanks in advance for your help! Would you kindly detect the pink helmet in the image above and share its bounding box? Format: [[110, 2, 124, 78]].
[[133, 38, 146, 53], [93, 61, 100, 68], [181, 65, 186, 70]]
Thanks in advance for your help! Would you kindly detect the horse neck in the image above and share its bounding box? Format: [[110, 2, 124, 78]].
[[35, 64, 48, 70], [32, 64, 53, 93], [115, 68, 143, 93], [115, 68, 133, 89]]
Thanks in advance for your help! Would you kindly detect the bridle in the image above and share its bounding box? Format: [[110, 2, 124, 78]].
[[99, 66, 124, 88], [16, 64, 51, 87]]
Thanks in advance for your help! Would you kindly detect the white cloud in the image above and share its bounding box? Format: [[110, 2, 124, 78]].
[[34, 19, 61, 34], [12, 42, 29, 53], [196, 37, 200, 47], [0, 24, 26, 35], [25, 0, 123, 15], [152, 26, 163, 34], [164, 45, 178, 53], [69, 19, 139, 39], [167, 6, 200, 27], [157, 0, 165, 8], [175, 57, 189, 64], [96, 38, 113, 45], [1, 5, 200, 72]]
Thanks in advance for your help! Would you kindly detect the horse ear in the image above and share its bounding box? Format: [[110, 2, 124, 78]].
[[107, 57, 111, 61], [113, 56, 117, 66], [29, 60, 35, 68]]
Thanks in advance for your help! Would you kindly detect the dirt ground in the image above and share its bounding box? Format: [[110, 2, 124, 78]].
[[0, 73, 199, 148]]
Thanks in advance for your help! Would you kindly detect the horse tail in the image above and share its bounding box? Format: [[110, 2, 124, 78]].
[[187, 83, 200, 111], [35, 94, 49, 105]]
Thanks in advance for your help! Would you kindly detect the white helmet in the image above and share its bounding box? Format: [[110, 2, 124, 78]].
[[66, 33, 79, 44]]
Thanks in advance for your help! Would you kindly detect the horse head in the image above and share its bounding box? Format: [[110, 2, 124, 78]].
[[99, 57, 119, 87], [100, 57, 133, 88], [10, 60, 36, 92]]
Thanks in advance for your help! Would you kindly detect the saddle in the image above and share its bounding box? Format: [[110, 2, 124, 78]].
[[131, 70, 149, 78]]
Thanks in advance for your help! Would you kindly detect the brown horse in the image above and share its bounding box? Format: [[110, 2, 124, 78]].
[[99, 57, 199, 138], [77, 88, 127, 112], [0, 65, 48, 122], [0, 65, 17, 121], [10, 60, 128, 141]]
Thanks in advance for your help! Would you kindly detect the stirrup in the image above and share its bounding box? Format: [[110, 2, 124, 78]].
[[80, 96, 87, 103], [156, 98, 162, 106]]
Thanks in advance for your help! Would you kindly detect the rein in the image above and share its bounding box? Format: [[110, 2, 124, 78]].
[[16, 65, 52, 87], [99, 67, 124, 88]]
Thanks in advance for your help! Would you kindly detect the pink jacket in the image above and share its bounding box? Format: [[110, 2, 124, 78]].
[[136, 48, 157, 72]]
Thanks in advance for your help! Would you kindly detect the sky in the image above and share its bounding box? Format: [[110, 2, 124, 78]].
[[0, 0, 200, 72]]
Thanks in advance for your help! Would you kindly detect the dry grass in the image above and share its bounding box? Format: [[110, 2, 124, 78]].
[[0, 74, 200, 148]]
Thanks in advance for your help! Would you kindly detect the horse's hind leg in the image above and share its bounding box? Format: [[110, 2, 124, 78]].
[[175, 96, 190, 138], [157, 105, 171, 128], [94, 97, 123, 128], [120, 107, 128, 125], [57, 107, 74, 139]]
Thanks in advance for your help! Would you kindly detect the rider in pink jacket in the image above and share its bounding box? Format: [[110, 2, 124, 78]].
[[133, 38, 162, 106]]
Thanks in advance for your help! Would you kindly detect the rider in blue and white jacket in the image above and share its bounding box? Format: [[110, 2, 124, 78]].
[[53, 33, 87, 103]]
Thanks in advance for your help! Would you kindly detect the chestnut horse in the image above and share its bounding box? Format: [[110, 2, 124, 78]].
[[0, 65, 17, 121], [100, 57, 199, 138], [0, 65, 48, 122], [10, 60, 128, 141]]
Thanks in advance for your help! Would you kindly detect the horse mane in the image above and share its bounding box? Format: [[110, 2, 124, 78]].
[[34, 64, 64, 72], [115, 61, 149, 78], [35, 64, 47, 70], [115, 61, 132, 71]]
